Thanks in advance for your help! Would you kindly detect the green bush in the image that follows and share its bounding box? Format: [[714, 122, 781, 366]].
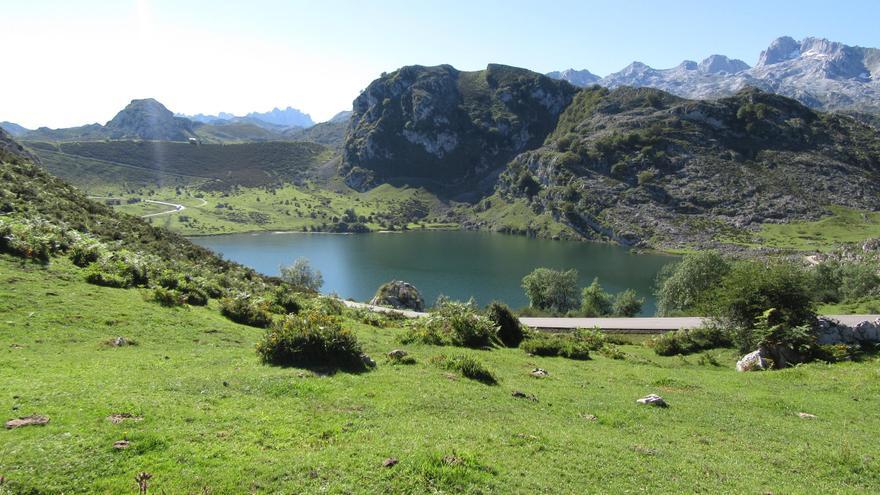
[[651, 324, 732, 356], [280, 257, 323, 292], [521, 333, 591, 360], [178, 283, 208, 306], [708, 261, 816, 352], [0, 217, 67, 262], [402, 301, 497, 348], [433, 354, 497, 384], [486, 301, 523, 347], [655, 252, 730, 316], [256, 310, 365, 370], [273, 288, 302, 314], [69, 237, 104, 267], [612, 289, 644, 317], [751, 308, 817, 367], [349, 308, 390, 328], [220, 295, 274, 328], [522, 267, 579, 314], [303, 296, 345, 316], [152, 287, 185, 307], [84, 264, 129, 288], [581, 278, 612, 316]]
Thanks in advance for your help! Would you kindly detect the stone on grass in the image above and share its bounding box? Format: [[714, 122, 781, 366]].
[[581, 413, 598, 421], [387, 349, 408, 359], [511, 390, 538, 402], [798, 412, 818, 419], [382, 457, 398, 468], [736, 350, 767, 372], [370, 281, 425, 312], [530, 368, 549, 378], [636, 394, 668, 407], [5, 415, 49, 429], [113, 440, 130, 450]]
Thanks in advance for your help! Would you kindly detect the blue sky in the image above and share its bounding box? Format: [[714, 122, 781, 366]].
[[2, 0, 878, 128]]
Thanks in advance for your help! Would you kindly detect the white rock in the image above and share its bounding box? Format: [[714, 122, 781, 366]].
[[636, 394, 667, 407], [736, 350, 767, 372]]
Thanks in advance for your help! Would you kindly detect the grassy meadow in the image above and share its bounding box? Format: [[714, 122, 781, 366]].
[[1, 254, 878, 494]]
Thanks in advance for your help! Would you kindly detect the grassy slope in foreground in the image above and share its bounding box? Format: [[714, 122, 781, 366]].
[[1, 255, 879, 493]]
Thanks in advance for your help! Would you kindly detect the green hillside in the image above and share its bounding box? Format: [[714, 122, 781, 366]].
[[30, 140, 333, 189]]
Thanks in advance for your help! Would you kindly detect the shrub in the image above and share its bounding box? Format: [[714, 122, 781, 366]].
[[69, 237, 104, 267], [220, 295, 274, 328], [522, 267, 579, 314], [708, 261, 816, 352], [303, 296, 345, 316], [651, 324, 732, 356], [280, 257, 323, 292], [402, 301, 497, 348], [0, 217, 65, 262], [349, 308, 390, 328], [752, 308, 817, 367], [655, 252, 730, 316], [256, 310, 365, 370], [273, 289, 302, 314], [612, 289, 644, 316], [84, 264, 129, 288], [152, 287, 185, 307], [486, 301, 523, 347], [178, 283, 208, 306], [433, 354, 497, 384], [581, 278, 612, 316], [521, 333, 591, 360]]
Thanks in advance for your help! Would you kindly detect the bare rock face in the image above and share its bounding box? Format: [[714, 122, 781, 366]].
[[370, 280, 425, 312], [342, 64, 577, 192], [636, 394, 668, 407], [817, 317, 880, 344]]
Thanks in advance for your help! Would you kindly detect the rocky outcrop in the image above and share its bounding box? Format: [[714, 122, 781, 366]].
[[370, 280, 425, 312], [817, 317, 880, 344], [105, 98, 196, 141], [496, 85, 880, 248], [0, 127, 38, 164], [342, 64, 578, 193]]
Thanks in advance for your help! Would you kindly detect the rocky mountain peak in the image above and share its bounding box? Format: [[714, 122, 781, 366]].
[[756, 36, 801, 66], [698, 54, 750, 74], [545, 68, 601, 87], [105, 98, 194, 141]]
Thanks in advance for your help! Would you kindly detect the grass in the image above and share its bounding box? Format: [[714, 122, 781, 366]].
[[754, 206, 880, 252], [2, 254, 880, 493]]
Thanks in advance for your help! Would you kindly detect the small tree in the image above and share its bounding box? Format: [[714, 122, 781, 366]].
[[612, 289, 644, 317], [280, 257, 324, 292], [486, 301, 524, 347], [655, 251, 730, 316], [581, 278, 612, 316], [521, 267, 579, 314]]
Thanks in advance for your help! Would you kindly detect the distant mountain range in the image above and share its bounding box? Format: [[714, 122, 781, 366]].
[[180, 106, 314, 129], [548, 36, 880, 114], [10, 99, 348, 145]]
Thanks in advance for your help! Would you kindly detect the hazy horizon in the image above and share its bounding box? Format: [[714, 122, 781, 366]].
[[3, 0, 879, 129]]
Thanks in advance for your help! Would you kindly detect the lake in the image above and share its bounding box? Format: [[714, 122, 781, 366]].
[[190, 230, 675, 315]]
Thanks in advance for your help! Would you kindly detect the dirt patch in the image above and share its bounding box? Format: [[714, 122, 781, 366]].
[[5, 415, 50, 429], [107, 413, 143, 424]]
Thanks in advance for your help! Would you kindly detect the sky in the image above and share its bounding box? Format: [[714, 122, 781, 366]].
[[2, 0, 878, 129]]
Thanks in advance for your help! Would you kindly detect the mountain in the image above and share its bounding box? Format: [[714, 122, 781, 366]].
[[328, 110, 352, 123], [246, 107, 314, 128], [547, 36, 880, 114], [492, 86, 880, 248], [545, 69, 601, 87], [103, 98, 197, 141], [283, 119, 347, 149], [23, 99, 197, 142], [0, 127, 39, 164], [342, 63, 578, 195], [0, 121, 30, 137]]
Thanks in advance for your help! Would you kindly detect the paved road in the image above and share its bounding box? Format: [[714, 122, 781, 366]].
[[519, 315, 880, 333], [141, 200, 186, 218], [338, 302, 879, 334]]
